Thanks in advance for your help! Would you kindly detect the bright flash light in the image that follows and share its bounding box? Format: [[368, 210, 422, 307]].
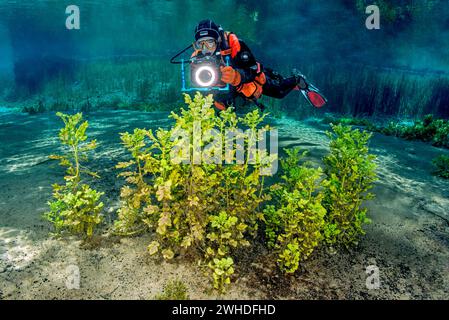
[[194, 65, 216, 87]]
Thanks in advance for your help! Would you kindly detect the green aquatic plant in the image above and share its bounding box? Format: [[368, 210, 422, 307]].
[[19, 59, 180, 113], [116, 92, 275, 292], [154, 278, 190, 300], [114, 128, 156, 235], [206, 211, 249, 260], [397, 114, 439, 141], [323, 124, 377, 247], [205, 211, 249, 292], [398, 115, 449, 147], [208, 257, 235, 294], [322, 115, 374, 129], [380, 121, 403, 137], [432, 120, 449, 148], [264, 148, 327, 274], [432, 155, 449, 179], [44, 112, 104, 238], [379, 115, 449, 148], [22, 100, 45, 114]]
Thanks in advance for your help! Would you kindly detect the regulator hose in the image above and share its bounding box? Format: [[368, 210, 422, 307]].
[[170, 44, 193, 64]]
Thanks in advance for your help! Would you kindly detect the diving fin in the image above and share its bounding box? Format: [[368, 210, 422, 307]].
[[291, 69, 327, 108], [295, 83, 327, 108]]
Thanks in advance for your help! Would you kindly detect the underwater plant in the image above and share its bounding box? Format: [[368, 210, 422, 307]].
[[380, 121, 403, 137], [322, 124, 377, 247], [431, 119, 449, 148], [264, 148, 327, 274], [116, 92, 275, 292], [21, 100, 45, 114], [321, 115, 374, 129], [208, 257, 235, 294], [383, 115, 449, 148], [396, 114, 439, 141], [324, 114, 449, 150], [154, 278, 190, 300], [432, 155, 449, 179], [44, 112, 104, 238], [114, 128, 156, 235]]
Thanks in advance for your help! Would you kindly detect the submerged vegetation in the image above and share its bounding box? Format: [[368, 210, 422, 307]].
[[9, 63, 449, 121], [154, 278, 190, 300], [113, 128, 154, 236], [323, 124, 377, 247], [264, 148, 327, 274], [3, 0, 448, 300], [323, 114, 449, 149], [264, 125, 376, 273], [115, 93, 272, 293], [8, 59, 180, 114], [43, 93, 378, 293], [432, 155, 449, 179], [381, 114, 449, 148], [44, 112, 104, 238]]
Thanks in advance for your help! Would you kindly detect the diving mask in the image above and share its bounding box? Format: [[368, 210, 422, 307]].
[[193, 37, 217, 52]]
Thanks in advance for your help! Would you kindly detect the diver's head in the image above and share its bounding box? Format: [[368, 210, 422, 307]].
[[194, 19, 221, 55]]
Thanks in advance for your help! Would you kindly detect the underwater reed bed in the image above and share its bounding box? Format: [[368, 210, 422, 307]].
[[4, 58, 180, 114], [264, 64, 449, 120], [0, 73, 14, 100], [6, 57, 449, 122], [315, 66, 449, 119]]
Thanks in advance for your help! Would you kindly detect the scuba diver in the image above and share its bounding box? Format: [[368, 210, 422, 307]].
[[171, 19, 327, 111]]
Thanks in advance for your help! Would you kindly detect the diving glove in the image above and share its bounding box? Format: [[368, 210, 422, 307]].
[[220, 66, 242, 86]]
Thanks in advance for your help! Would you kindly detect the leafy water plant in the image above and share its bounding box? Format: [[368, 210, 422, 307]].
[[154, 278, 190, 300], [208, 257, 235, 294], [114, 128, 155, 235], [323, 114, 449, 150], [323, 124, 377, 247], [116, 92, 275, 292], [431, 119, 449, 148], [264, 148, 327, 274], [432, 155, 449, 179], [377, 115, 449, 148], [44, 112, 104, 238], [394, 114, 440, 142]]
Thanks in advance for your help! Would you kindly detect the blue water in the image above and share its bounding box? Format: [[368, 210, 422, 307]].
[[0, 1, 447, 118], [0, 1, 449, 300]]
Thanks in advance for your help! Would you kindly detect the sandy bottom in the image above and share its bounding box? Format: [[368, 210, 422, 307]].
[[0, 110, 448, 300]]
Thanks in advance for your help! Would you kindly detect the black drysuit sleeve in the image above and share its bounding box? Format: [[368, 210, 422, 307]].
[[230, 39, 259, 84]]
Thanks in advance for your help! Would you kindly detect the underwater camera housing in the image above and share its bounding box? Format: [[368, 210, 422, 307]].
[[170, 45, 230, 92], [190, 55, 225, 89]]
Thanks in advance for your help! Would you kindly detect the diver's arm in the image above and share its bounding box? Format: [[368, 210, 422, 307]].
[[231, 39, 258, 84], [234, 66, 257, 84]]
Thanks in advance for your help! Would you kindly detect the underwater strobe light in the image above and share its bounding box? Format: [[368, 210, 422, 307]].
[[194, 65, 217, 87]]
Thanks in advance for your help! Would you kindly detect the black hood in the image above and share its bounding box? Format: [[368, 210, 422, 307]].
[[194, 19, 220, 41]]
